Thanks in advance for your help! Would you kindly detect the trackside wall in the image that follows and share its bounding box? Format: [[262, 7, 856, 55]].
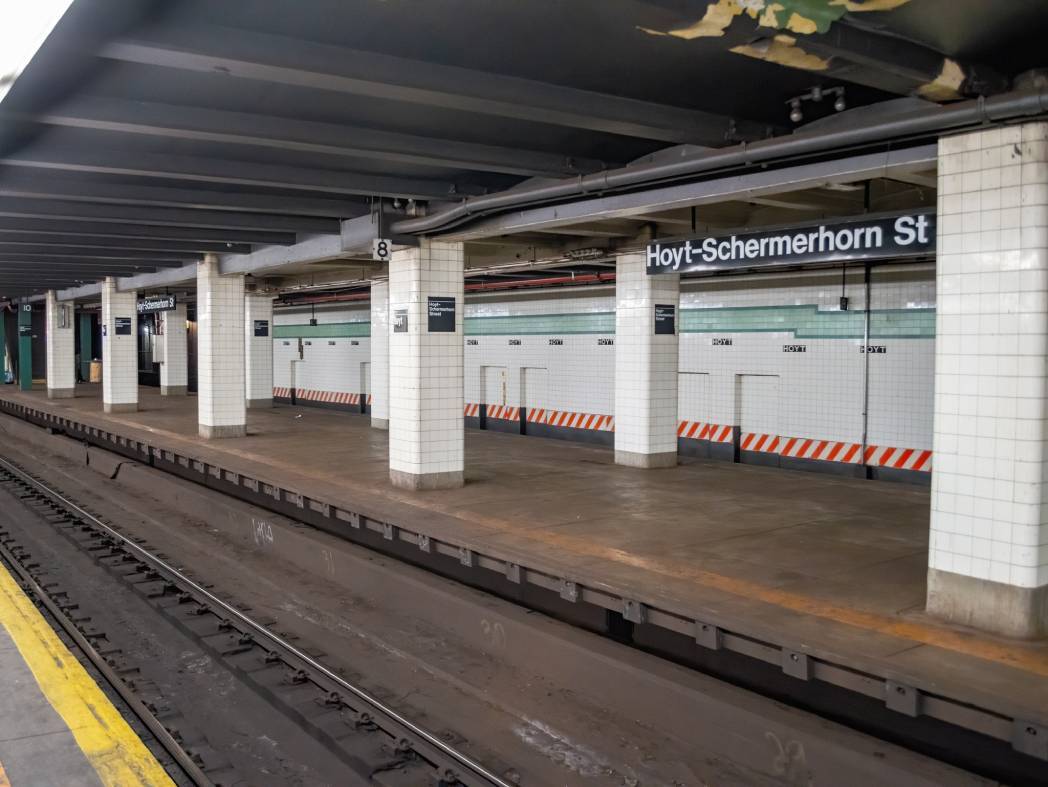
[[272, 264, 935, 482]]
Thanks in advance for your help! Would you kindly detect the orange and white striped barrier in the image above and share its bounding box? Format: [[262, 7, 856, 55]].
[[864, 445, 933, 472], [678, 421, 932, 472], [273, 387, 363, 405], [296, 389, 361, 405], [780, 436, 863, 464], [528, 408, 614, 431], [486, 405, 520, 420], [740, 432, 780, 453], [676, 421, 733, 443], [464, 403, 481, 417]]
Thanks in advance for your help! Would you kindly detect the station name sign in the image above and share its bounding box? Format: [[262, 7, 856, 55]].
[[646, 212, 934, 275], [137, 294, 177, 314]]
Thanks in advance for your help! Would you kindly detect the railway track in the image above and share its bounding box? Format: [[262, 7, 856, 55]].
[[0, 453, 515, 787]]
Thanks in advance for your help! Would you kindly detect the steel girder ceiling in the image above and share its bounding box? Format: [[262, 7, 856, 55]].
[[0, 0, 1045, 299]]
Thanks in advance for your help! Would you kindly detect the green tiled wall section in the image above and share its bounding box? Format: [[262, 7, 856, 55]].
[[680, 305, 935, 339], [466, 312, 616, 335], [275, 305, 935, 340], [274, 322, 370, 338]]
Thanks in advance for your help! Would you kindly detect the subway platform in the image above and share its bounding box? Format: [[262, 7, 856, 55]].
[[0, 549, 172, 787], [1, 383, 1046, 764]]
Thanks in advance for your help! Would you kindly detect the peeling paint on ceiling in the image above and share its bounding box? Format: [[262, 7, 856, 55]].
[[731, 34, 830, 70], [639, 0, 912, 39], [916, 58, 965, 101]]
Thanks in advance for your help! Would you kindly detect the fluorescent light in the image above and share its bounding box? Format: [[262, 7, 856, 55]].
[[0, 0, 74, 104]]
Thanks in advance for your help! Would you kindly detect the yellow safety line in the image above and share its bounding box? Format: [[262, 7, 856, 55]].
[[0, 561, 174, 787], [0, 759, 10, 787]]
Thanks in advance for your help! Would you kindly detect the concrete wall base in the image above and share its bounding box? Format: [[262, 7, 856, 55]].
[[199, 423, 247, 439], [390, 468, 463, 490], [160, 385, 187, 396], [246, 397, 272, 409], [927, 568, 1047, 639], [371, 417, 389, 430], [47, 388, 75, 400], [614, 449, 677, 469], [103, 402, 137, 414]]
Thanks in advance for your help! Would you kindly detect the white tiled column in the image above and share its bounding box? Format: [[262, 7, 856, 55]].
[[197, 256, 246, 438], [614, 252, 680, 468], [45, 290, 75, 399], [927, 122, 1048, 638], [370, 279, 390, 429], [245, 293, 273, 408], [101, 278, 138, 413], [388, 240, 464, 489], [158, 302, 188, 395]]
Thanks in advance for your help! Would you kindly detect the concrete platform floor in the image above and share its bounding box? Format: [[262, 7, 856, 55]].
[[1, 384, 1046, 731]]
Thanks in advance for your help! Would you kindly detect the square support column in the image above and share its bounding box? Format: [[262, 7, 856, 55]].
[[370, 280, 390, 429], [614, 252, 680, 468], [78, 312, 92, 383], [100, 278, 138, 413], [158, 302, 188, 395], [927, 122, 1048, 638], [388, 240, 464, 490], [45, 291, 75, 399], [245, 293, 273, 408], [0, 306, 6, 381], [16, 303, 32, 391], [197, 256, 246, 438]]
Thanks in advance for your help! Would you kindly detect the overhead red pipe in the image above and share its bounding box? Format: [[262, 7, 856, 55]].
[[278, 271, 616, 306]]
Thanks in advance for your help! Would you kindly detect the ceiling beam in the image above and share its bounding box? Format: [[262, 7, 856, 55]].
[[0, 197, 339, 233], [6, 144, 479, 200], [0, 216, 294, 245], [0, 247, 194, 262], [100, 26, 768, 145], [31, 97, 610, 178], [0, 171, 368, 218], [885, 171, 938, 190], [0, 235, 249, 254]]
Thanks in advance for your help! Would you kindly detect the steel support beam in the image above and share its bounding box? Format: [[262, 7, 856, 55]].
[[0, 234, 251, 254], [30, 97, 610, 177], [100, 27, 768, 145], [0, 217, 295, 245], [0, 172, 368, 218], [0, 197, 339, 233], [6, 145, 477, 200], [0, 245, 194, 262]]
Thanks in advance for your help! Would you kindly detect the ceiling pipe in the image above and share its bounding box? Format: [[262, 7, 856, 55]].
[[393, 89, 1048, 236]]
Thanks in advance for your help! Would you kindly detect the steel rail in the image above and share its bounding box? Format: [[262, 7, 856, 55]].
[[0, 536, 213, 786], [0, 454, 514, 787]]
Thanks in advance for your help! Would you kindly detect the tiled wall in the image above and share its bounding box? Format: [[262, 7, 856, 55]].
[[244, 294, 273, 403], [388, 240, 465, 482], [45, 291, 75, 393], [101, 279, 138, 409], [159, 303, 188, 390], [272, 263, 936, 477], [197, 260, 245, 430], [931, 123, 1048, 590], [273, 303, 371, 400]]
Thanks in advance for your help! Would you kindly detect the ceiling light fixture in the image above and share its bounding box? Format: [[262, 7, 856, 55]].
[[786, 85, 846, 124]]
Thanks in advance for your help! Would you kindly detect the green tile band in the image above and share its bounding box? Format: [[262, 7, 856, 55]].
[[275, 305, 936, 340], [274, 322, 370, 338]]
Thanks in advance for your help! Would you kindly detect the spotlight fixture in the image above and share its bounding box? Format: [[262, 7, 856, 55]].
[[785, 85, 846, 123]]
